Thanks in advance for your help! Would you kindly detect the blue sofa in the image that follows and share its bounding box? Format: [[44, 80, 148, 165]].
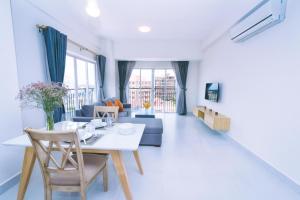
[[72, 98, 163, 146], [73, 103, 131, 122], [118, 117, 163, 147]]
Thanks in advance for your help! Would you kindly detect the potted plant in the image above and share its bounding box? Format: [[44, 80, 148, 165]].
[[143, 101, 151, 110], [18, 82, 68, 130]]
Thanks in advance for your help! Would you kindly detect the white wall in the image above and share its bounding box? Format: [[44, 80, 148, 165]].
[[113, 38, 202, 109], [102, 40, 117, 98], [113, 40, 203, 61], [0, 0, 23, 183], [198, 0, 300, 184], [122, 61, 199, 112], [11, 0, 109, 128], [186, 61, 200, 112]]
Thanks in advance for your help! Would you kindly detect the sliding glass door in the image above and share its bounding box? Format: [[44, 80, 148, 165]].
[[154, 69, 176, 112], [128, 68, 176, 112], [63, 54, 96, 118]]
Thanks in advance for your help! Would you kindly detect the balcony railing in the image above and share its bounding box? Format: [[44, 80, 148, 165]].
[[128, 87, 176, 112], [63, 88, 95, 120]]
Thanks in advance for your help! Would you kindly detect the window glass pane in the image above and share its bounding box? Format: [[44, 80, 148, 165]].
[[166, 69, 176, 88], [64, 55, 75, 89], [154, 70, 165, 88], [128, 68, 176, 112], [88, 62, 96, 103], [129, 69, 140, 88], [76, 59, 87, 107], [141, 69, 152, 88], [153, 69, 176, 112], [165, 69, 176, 112], [63, 55, 98, 119], [88, 63, 96, 88], [140, 69, 152, 106], [63, 55, 76, 120], [76, 59, 87, 89], [154, 70, 165, 112], [128, 69, 141, 109]]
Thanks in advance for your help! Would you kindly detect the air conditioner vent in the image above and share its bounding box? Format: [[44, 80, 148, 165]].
[[230, 0, 287, 42]]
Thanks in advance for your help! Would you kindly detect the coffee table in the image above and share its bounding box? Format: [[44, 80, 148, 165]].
[[134, 108, 155, 118]]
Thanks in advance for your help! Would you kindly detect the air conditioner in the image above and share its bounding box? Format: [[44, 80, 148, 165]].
[[230, 0, 287, 42]]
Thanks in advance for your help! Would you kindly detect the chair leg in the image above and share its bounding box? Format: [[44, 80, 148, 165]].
[[103, 163, 108, 192], [80, 190, 86, 200], [45, 186, 52, 200]]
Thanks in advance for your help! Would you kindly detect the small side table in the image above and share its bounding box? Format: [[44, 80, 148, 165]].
[[134, 108, 155, 118]]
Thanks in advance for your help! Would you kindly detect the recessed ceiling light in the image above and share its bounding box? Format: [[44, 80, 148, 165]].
[[86, 1, 101, 18], [138, 26, 151, 33]]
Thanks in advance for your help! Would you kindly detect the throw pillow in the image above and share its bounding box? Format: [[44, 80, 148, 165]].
[[114, 99, 124, 112], [103, 97, 112, 104], [106, 101, 113, 106], [81, 105, 94, 117]]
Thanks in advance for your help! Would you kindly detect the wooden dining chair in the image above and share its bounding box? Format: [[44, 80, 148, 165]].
[[25, 128, 108, 200], [93, 106, 144, 176], [94, 106, 119, 121]]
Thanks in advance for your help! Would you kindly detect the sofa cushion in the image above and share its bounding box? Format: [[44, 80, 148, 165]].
[[81, 105, 94, 117], [72, 116, 93, 122], [114, 99, 124, 112], [75, 110, 83, 117], [105, 101, 113, 106], [103, 97, 120, 104], [50, 154, 107, 186], [118, 117, 163, 135]]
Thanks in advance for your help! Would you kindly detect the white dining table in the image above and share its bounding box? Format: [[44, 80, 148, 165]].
[[2, 121, 146, 200]]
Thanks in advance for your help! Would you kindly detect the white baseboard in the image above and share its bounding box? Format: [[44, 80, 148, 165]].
[[191, 111, 300, 192], [0, 172, 21, 195], [226, 135, 300, 193]]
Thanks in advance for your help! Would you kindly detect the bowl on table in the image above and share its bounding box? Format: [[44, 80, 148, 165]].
[[118, 123, 136, 135]]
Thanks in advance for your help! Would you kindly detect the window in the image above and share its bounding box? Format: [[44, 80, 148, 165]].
[[128, 68, 176, 112], [63, 55, 97, 118], [154, 69, 176, 112]]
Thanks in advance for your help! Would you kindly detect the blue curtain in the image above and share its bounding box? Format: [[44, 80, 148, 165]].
[[42, 27, 67, 122], [118, 61, 135, 103], [171, 61, 189, 115], [96, 55, 106, 101]]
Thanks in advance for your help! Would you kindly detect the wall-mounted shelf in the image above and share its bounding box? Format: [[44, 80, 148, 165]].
[[193, 106, 230, 132]]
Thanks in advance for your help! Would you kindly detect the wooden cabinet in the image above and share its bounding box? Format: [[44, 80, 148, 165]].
[[193, 106, 230, 132]]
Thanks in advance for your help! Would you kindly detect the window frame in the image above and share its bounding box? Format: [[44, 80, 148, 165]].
[[65, 53, 97, 109], [128, 68, 176, 112]]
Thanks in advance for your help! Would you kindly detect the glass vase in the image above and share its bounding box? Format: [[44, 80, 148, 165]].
[[45, 111, 54, 131]]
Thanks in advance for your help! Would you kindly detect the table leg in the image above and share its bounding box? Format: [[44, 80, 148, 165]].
[[133, 150, 143, 175], [17, 147, 36, 200], [111, 150, 133, 200]]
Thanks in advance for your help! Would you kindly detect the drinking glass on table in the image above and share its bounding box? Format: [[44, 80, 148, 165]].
[[85, 123, 95, 135], [106, 116, 113, 127]]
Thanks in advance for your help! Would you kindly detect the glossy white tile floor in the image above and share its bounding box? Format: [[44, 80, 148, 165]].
[[1, 113, 300, 200]]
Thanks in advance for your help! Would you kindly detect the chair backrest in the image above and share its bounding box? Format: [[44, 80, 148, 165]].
[[25, 128, 85, 187], [94, 106, 119, 120]]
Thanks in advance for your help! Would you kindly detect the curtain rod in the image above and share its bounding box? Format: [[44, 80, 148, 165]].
[[36, 24, 98, 56]]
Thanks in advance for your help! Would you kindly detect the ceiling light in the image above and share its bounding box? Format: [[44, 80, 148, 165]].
[[138, 26, 151, 33], [86, 1, 100, 18]]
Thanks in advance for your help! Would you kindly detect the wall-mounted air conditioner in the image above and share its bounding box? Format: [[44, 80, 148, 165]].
[[230, 0, 287, 42]]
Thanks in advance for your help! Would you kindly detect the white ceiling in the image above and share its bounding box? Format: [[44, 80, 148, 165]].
[[27, 0, 261, 46]]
